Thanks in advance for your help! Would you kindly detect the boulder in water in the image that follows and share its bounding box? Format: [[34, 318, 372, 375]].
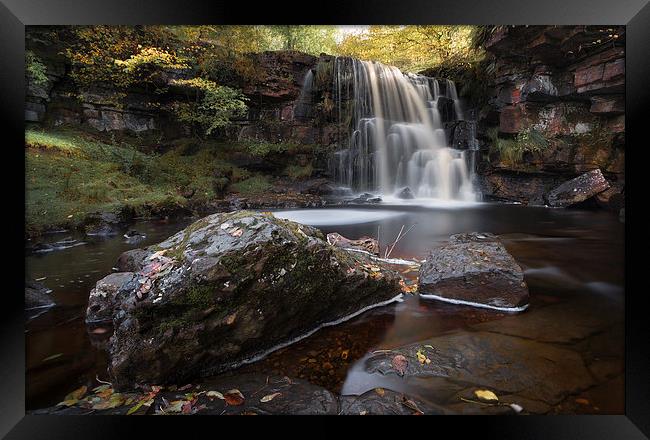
[[418, 232, 529, 310], [396, 187, 415, 199], [25, 279, 55, 310], [89, 211, 402, 388], [544, 169, 610, 208]]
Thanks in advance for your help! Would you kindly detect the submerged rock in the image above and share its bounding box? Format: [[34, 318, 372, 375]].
[[326, 232, 380, 256], [545, 169, 610, 208], [396, 187, 415, 199], [25, 279, 55, 310], [89, 211, 402, 388], [418, 232, 529, 310], [340, 388, 444, 415]]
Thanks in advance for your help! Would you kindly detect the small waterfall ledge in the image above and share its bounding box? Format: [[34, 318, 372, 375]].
[[317, 57, 479, 202]]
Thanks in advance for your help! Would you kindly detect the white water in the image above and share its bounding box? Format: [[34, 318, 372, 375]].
[[273, 209, 404, 226], [329, 57, 477, 202]]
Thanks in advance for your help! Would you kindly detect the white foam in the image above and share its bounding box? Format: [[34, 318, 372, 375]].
[[419, 293, 528, 313], [272, 209, 404, 226]]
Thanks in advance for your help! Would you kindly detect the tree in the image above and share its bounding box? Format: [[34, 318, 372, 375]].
[[267, 26, 338, 55], [336, 25, 480, 72]]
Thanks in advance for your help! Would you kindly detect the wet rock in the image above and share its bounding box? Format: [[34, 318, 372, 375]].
[[418, 232, 529, 310], [86, 272, 138, 324], [30, 374, 338, 415], [84, 212, 124, 236], [25, 279, 54, 310], [363, 331, 595, 405], [94, 211, 402, 388], [348, 193, 382, 204], [123, 230, 146, 244], [396, 187, 415, 199], [545, 169, 610, 207], [326, 232, 380, 256], [470, 296, 622, 344], [300, 178, 336, 196], [340, 388, 444, 415], [115, 248, 150, 272], [30, 237, 86, 254]]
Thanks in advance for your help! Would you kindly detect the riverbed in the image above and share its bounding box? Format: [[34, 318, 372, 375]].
[[25, 202, 625, 413]]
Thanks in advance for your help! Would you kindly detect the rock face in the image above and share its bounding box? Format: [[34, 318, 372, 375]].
[[545, 169, 610, 207], [478, 26, 625, 209], [418, 233, 529, 310], [88, 211, 401, 388]]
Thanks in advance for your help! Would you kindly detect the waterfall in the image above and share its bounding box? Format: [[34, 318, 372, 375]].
[[294, 70, 314, 121], [329, 57, 477, 202]]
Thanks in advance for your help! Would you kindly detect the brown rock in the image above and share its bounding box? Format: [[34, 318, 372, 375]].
[[545, 169, 610, 207]]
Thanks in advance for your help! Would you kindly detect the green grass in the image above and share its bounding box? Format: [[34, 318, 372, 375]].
[[284, 164, 313, 180], [490, 128, 549, 167], [25, 128, 248, 236], [229, 175, 272, 195]]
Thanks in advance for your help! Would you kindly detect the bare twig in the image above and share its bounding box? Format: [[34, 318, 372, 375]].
[[385, 224, 417, 258]]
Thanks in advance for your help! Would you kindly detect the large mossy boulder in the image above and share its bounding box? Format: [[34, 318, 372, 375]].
[[87, 211, 401, 388], [418, 232, 529, 311]]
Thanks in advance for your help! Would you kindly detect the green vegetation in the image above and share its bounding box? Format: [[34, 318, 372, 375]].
[[284, 164, 313, 180], [171, 78, 248, 137], [489, 128, 549, 166], [337, 26, 483, 73], [25, 50, 48, 85], [230, 176, 272, 195], [24, 127, 251, 235]]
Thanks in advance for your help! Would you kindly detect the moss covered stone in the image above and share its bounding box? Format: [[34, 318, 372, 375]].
[[100, 211, 402, 389]]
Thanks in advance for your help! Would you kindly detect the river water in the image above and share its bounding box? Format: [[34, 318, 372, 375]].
[[25, 203, 625, 413]]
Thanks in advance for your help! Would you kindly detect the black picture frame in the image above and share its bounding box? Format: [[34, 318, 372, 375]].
[[2, 0, 646, 437]]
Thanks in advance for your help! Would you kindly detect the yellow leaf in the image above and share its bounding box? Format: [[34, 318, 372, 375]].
[[260, 392, 281, 403], [65, 385, 87, 401], [474, 389, 499, 402], [374, 388, 385, 397]]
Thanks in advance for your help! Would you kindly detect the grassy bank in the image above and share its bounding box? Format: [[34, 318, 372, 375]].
[[25, 128, 315, 237]]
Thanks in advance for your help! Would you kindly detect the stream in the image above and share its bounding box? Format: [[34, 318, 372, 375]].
[[25, 202, 625, 413]]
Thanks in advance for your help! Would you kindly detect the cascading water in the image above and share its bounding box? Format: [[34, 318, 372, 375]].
[[329, 57, 477, 202]]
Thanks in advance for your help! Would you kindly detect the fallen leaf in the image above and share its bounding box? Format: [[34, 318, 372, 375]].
[[126, 398, 153, 415], [402, 398, 423, 415], [206, 390, 224, 400], [374, 388, 385, 397], [474, 389, 499, 403], [56, 399, 79, 407], [260, 392, 281, 403], [392, 354, 408, 376], [575, 398, 590, 405], [224, 389, 245, 406], [42, 353, 63, 362], [92, 393, 125, 410], [340, 349, 349, 360], [164, 400, 184, 413], [65, 385, 87, 401], [416, 349, 427, 365], [359, 410, 367, 415], [91, 327, 109, 335], [181, 401, 193, 414], [178, 384, 193, 391]]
